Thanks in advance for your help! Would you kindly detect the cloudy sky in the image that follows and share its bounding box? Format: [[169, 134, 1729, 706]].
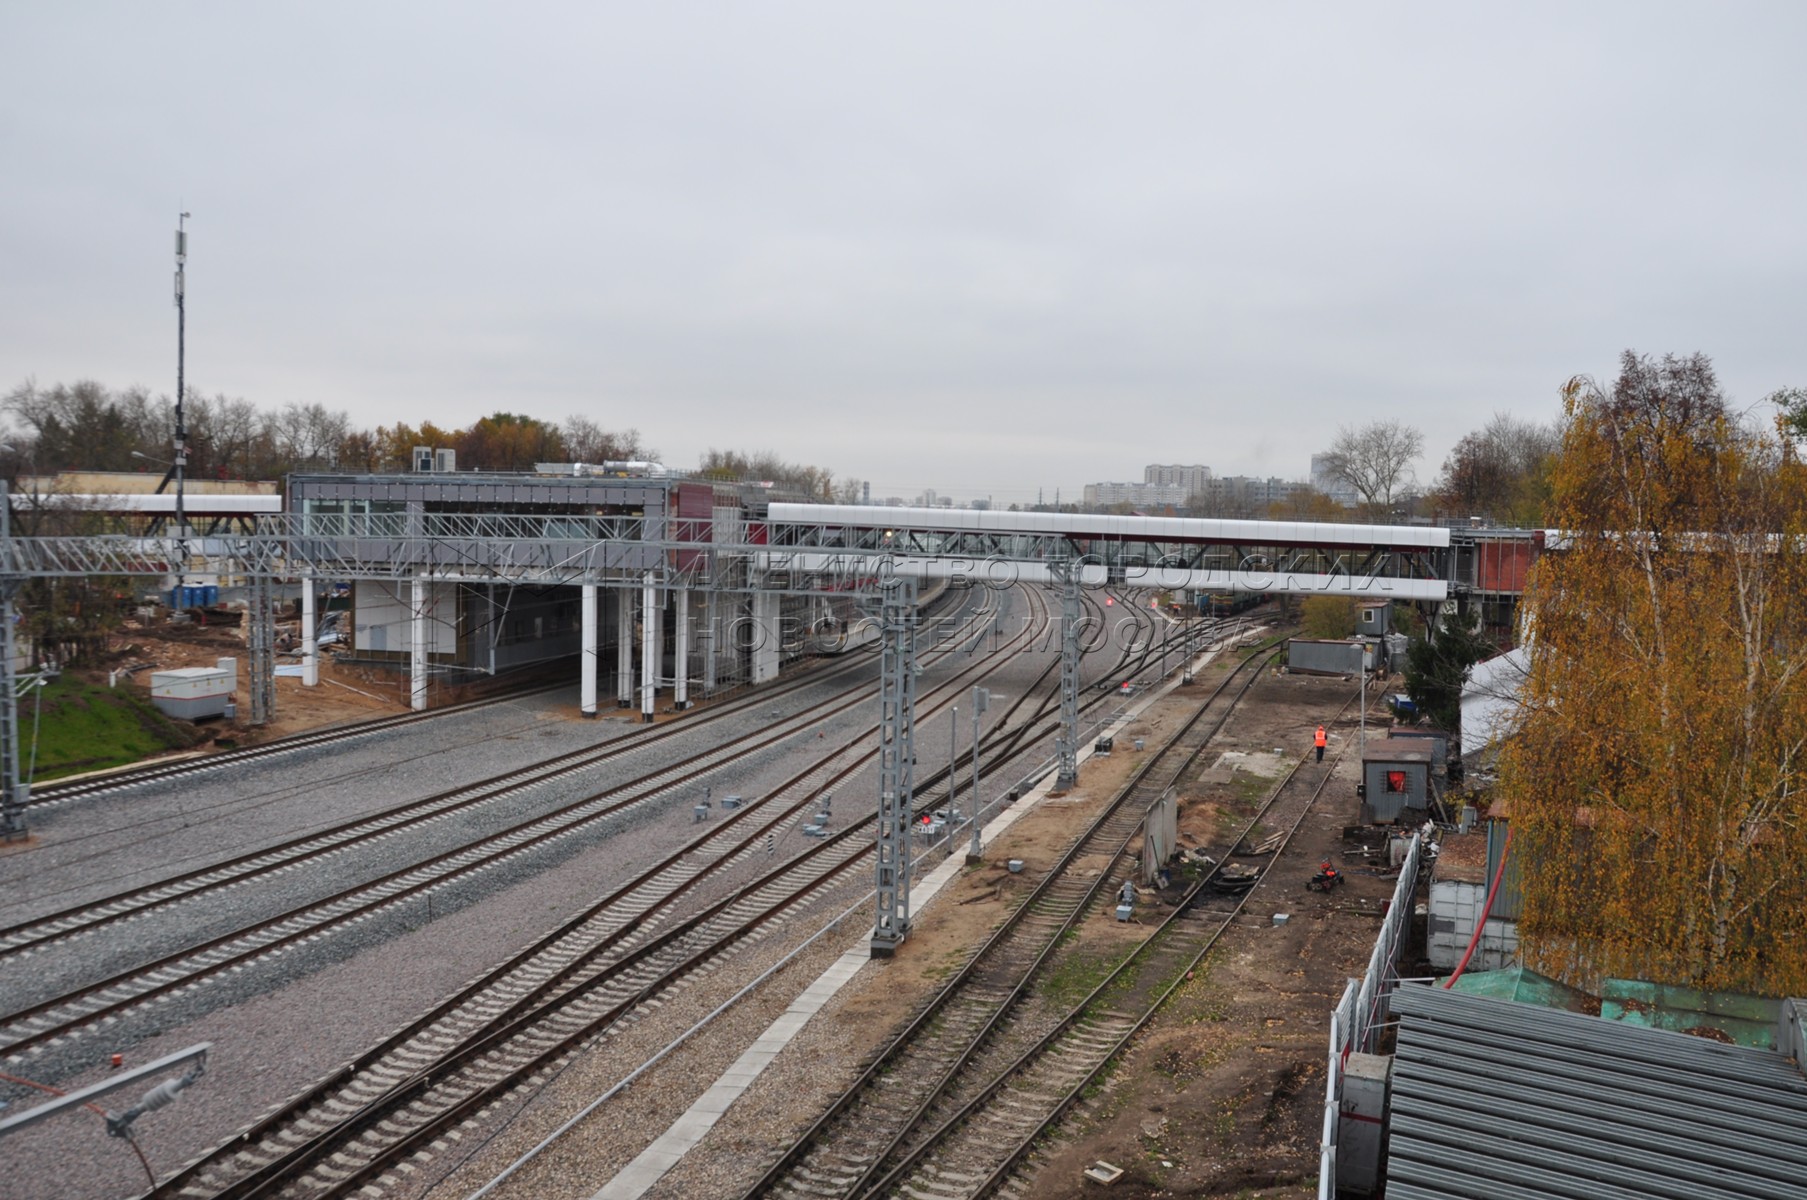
[[4, 3, 1803, 504]]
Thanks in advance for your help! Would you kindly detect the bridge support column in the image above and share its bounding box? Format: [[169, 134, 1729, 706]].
[[871, 577, 918, 958], [750, 586, 781, 685], [300, 575, 318, 688], [702, 586, 718, 694], [673, 585, 690, 710], [616, 586, 634, 707], [640, 571, 659, 722], [410, 571, 429, 712], [1055, 561, 1081, 790], [580, 583, 598, 718]]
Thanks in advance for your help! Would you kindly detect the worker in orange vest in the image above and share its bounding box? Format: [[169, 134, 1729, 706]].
[[1314, 724, 1327, 762]]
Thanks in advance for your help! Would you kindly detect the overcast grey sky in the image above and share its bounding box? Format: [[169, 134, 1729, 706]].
[[4, 3, 1803, 503]]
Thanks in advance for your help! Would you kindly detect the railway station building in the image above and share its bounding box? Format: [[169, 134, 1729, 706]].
[[286, 466, 824, 718]]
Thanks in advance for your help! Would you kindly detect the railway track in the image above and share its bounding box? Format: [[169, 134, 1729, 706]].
[[829, 663, 1353, 1200], [133, 589, 1072, 1197], [19, 578, 983, 816], [0, 628, 925, 961], [137, 589, 1212, 1198], [922, 592, 1238, 857], [19, 680, 572, 812], [2, 589, 1018, 958], [741, 643, 1281, 1200], [0, 590, 1045, 1062]]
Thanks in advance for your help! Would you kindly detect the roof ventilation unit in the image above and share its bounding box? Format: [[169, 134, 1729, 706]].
[[434, 448, 456, 473], [412, 446, 433, 472]]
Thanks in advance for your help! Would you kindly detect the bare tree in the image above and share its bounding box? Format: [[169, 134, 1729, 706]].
[[1433, 411, 1559, 525], [1318, 420, 1425, 519], [561, 416, 655, 465], [271, 402, 351, 471]]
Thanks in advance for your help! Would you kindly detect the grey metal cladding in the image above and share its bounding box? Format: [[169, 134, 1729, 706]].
[[1385, 985, 1807, 1200]]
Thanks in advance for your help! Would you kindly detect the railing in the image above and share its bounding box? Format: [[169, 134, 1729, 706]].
[[276, 512, 651, 542], [1319, 979, 1359, 1200], [1318, 831, 1423, 1199]]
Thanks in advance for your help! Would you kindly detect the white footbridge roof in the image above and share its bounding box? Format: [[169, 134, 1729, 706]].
[[759, 504, 1450, 602]]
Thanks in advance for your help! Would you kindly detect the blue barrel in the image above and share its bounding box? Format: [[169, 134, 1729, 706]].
[[202, 585, 219, 607]]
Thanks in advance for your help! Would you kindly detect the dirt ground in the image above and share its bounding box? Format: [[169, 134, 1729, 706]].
[[106, 615, 410, 746]]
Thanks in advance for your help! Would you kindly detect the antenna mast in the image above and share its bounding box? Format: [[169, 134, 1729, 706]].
[[173, 213, 190, 581]]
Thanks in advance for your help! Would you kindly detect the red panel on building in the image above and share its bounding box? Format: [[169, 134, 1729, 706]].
[[674, 483, 714, 570], [1476, 538, 1537, 593]]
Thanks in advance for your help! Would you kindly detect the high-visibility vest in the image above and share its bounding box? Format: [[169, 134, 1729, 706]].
[[1315, 727, 1327, 747]]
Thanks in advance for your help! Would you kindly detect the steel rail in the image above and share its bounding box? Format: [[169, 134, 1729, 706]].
[[139, 588, 1057, 1198], [163, 588, 1210, 1200], [21, 681, 568, 810], [742, 645, 1277, 1200], [0, 590, 1033, 1058], [0, 645, 905, 959], [859, 685, 1357, 1200]]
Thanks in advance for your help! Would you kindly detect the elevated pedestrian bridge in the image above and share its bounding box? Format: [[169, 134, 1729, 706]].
[[754, 504, 1450, 602]]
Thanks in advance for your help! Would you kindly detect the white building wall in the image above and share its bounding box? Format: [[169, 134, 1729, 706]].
[[1428, 879, 1520, 971], [354, 579, 458, 656]]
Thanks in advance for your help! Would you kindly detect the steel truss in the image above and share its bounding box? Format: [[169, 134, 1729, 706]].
[[1054, 559, 1081, 790], [869, 577, 918, 957], [755, 520, 1448, 594], [0, 501, 928, 849]]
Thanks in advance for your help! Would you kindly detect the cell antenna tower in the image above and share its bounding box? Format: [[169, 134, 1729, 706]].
[[173, 212, 190, 581]]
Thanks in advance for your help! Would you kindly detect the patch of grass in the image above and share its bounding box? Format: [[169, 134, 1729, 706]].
[[1213, 1098, 1238, 1145], [1230, 772, 1270, 807], [21, 673, 206, 781], [1041, 942, 1120, 1007], [1177, 955, 1234, 1024]]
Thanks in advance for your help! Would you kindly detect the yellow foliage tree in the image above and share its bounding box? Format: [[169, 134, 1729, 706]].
[[1300, 595, 1356, 639], [1501, 352, 1807, 995]]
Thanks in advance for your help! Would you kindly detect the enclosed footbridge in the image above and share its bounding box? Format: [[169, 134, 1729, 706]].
[[753, 504, 1450, 602], [0, 494, 1452, 843]]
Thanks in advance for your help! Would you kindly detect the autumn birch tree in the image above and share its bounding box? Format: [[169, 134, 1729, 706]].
[[1501, 352, 1807, 995]]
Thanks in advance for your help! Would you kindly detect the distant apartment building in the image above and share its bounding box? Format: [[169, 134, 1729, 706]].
[[1082, 462, 1328, 513], [1310, 454, 1361, 506], [1082, 480, 1192, 508], [1143, 463, 1212, 494], [1199, 475, 1307, 514], [1082, 463, 1210, 509]]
